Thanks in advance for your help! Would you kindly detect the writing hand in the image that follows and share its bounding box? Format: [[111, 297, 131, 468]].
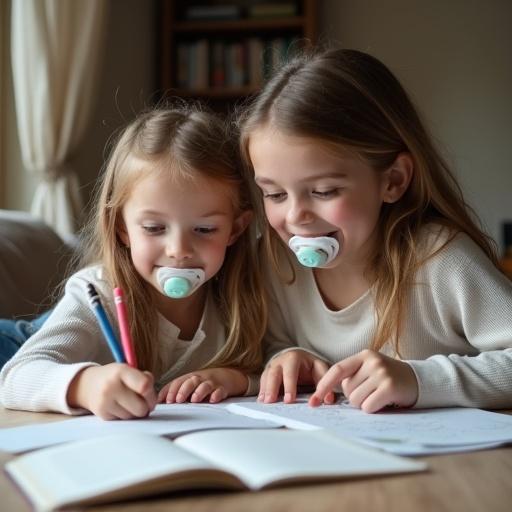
[[158, 368, 248, 404], [258, 349, 334, 404], [309, 349, 418, 413], [67, 364, 157, 420]]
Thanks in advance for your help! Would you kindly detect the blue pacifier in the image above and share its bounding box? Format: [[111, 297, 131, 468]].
[[288, 235, 340, 268], [156, 267, 205, 299]]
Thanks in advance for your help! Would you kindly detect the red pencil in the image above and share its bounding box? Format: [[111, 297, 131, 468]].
[[113, 287, 138, 368]]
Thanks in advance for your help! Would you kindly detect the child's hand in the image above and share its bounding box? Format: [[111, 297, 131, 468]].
[[258, 349, 335, 404], [309, 349, 419, 413], [67, 364, 157, 420], [158, 368, 248, 404]]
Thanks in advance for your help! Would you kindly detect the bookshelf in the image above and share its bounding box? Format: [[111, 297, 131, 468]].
[[158, 0, 317, 109]]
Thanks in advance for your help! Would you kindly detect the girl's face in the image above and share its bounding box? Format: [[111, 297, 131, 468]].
[[119, 170, 249, 298], [249, 127, 391, 268]]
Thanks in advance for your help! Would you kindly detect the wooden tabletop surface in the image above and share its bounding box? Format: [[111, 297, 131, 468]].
[[1, 406, 511, 512]]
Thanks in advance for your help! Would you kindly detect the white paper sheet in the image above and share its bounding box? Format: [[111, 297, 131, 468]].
[[0, 403, 282, 453], [225, 397, 512, 455]]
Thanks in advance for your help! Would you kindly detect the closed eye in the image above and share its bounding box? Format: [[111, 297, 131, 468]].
[[263, 191, 287, 202], [195, 226, 218, 234], [142, 225, 165, 235], [312, 189, 340, 199]]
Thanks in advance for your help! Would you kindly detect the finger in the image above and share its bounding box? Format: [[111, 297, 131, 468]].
[[309, 354, 364, 406], [164, 376, 188, 403], [190, 381, 214, 403], [209, 387, 228, 403], [120, 368, 156, 408], [99, 401, 133, 421], [115, 387, 154, 418], [310, 360, 336, 404], [344, 376, 377, 410], [282, 361, 300, 403], [141, 371, 157, 409], [176, 376, 202, 403], [341, 370, 370, 398], [263, 365, 284, 403], [360, 378, 396, 414], [157, 383, 170, 403], [258, 369, 268, 402]]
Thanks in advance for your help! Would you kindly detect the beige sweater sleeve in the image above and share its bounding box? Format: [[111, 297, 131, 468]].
[[406, 235, 512, 409], [0, 267, 115, 414]]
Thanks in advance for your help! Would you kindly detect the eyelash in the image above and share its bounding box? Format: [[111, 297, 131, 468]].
[[312, 189, 339, 198], [195, 227, 217, 235], [262, 189, 340, 202], [142, 225, 164, 235], [141, 225, 218, 236], [263, 192, 286, 202]]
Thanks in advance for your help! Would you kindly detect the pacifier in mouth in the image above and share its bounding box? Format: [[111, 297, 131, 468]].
[[156, 267, 206, 298], [288, 235, 340, 268]]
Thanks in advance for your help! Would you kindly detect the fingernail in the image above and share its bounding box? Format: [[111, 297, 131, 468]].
[[284, 392, 291, 402]]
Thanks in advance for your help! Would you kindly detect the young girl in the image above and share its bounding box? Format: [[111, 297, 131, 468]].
[[0, 105, 266, 419], [240, 48, 512, 413]]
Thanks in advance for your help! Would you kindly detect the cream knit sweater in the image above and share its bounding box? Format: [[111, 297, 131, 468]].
[[264, 227, 512, 409], [0, 266, 233, 414]]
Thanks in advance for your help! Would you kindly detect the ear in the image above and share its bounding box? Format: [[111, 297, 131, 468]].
[[228, 210, 253, 246], [382, 152, 413, 203], [116, 217, 130, 247]]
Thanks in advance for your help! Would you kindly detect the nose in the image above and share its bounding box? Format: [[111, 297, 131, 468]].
[[286, 197, 314, 226], [164, 231, 193, 261]]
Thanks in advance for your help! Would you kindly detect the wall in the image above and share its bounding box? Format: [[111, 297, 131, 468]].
[[320, 0, 512, 251], [3, 0, 511, 250], [2, 0, 156, 215]]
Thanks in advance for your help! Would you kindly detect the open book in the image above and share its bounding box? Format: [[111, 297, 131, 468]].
[[6, 429, 426, 511]]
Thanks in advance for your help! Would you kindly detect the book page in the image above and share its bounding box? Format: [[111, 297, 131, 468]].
[[0, 403, 282, 453], [225, 397, 512, 452], [175, 429, 426, 490], [5, 433, 242, 511]]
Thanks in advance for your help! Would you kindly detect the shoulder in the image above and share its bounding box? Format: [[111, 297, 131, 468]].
[[417, 224, 493, 271], [414, 224, 508, 292], [64, 264, 112, 300]]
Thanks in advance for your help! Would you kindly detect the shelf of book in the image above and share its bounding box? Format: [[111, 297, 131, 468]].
[[158, 0, 317, 109], [172, 17, 306, 33]]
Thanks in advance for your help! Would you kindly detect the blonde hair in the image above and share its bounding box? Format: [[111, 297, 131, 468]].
[[240, 48, 499, 354], [79, 104, 266, 376]]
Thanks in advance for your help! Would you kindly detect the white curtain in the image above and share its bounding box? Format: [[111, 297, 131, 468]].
[[11, 0, 107, 239]]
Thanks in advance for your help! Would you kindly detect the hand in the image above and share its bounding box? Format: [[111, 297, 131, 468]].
[[309, 349, 419, 413], [67, 364, 157, 420], [258, 349, 335, 404], [157, 368, 249, 404]]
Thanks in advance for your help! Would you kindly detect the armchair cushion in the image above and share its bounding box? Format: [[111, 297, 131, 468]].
[[0, 210, 73, 318]]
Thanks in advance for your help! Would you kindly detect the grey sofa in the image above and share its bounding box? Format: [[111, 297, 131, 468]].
[[0, 210, 73, 319]]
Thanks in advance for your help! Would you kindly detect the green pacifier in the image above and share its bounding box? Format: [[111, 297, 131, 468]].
[[163, 277, 191, 298], [288, 235, 341, 268], [296, 247, 328, 267], [157, 267, 206, 299]]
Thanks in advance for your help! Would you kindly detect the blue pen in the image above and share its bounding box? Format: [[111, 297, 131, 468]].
[[86, 283, 125, 363]]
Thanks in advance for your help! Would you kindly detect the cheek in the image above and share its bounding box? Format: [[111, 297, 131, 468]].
[[129, 235, 157, 267], [263, 203, 284, 230]]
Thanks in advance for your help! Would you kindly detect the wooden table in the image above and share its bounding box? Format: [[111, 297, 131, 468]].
[[1, 406, 511, 512]]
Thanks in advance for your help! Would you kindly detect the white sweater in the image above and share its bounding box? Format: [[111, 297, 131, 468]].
[[0, 266, 231, 414], [264, 228, 512, 409]]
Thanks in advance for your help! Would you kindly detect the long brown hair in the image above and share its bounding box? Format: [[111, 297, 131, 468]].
[[79, 104, 266, 376], [240, 48, 498, 354]]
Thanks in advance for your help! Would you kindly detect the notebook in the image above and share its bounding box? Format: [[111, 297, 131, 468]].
[[6, 429, 426, 511]]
